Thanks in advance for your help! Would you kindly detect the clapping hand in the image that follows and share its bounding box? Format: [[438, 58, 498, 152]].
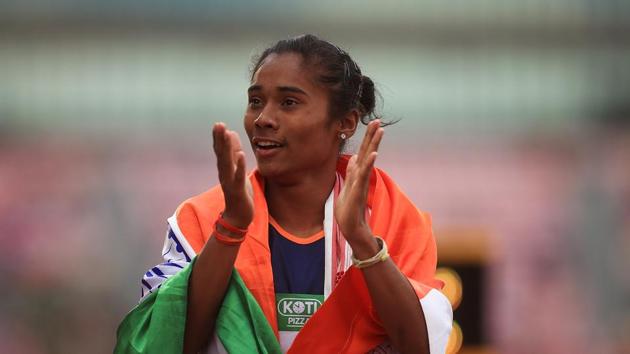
[[212, 123, 254, 229], [334, 120, 383, 249]]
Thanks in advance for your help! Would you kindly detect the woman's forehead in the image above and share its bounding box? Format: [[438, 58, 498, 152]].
[[251, 53, 319, 91]]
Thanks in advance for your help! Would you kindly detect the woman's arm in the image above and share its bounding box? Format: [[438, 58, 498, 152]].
[[335, 120, 430, 354], [183, 123, 254, 354], [349, 232, 430, 353]]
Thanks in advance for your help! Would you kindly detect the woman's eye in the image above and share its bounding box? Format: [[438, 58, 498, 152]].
[[248, 97, 262, 107], [282, 98, 298, 106]]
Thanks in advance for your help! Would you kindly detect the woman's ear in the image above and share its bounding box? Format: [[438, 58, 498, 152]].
[[338, 109, 360, 139]]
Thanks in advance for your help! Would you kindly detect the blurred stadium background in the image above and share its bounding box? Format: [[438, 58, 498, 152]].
[[1, 1, 629, 353]]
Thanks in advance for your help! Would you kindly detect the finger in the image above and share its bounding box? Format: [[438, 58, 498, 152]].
[[212, 123, 227, 170], [347, 153, 358, 169], [212, 122, 226, 156], [366, 127, 384, 158], [354, 151, 377, 190], [358, 124, 382, 171], [359, 129, 381, 180], [365, 151, 378, 174], [230, 130, 243, 150], [245, 175, 254, 198], [356, 121, 376, 160], [220, 130, 235, 173], [233, 151, 247, 184], [227, 131, 243, 164], [214, 124, 235, 181], [346, 154, 359, 180], [357, 120, 380, 161]]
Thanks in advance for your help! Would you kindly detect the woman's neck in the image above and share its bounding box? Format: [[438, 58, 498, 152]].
[[264, 164, 337, 238]]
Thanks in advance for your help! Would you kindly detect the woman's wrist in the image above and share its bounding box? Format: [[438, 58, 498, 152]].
[[351, 237, 389, 268], [215, 222, 244, 239], [346, 228, 380, 260], [213, 213, 249, 245], [220, 210, 251, 230]]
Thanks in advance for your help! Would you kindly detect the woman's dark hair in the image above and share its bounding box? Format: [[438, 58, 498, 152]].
[[251, 34, 392, 126]]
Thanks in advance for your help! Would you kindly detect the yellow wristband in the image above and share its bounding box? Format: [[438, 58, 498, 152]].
[[351, 236, 389, 269]]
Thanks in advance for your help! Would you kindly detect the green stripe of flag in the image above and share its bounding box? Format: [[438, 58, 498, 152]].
[[115, 258, 282, 354]]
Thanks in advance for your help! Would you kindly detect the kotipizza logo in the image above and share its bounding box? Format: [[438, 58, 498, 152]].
[[277, 297, 322, 328]]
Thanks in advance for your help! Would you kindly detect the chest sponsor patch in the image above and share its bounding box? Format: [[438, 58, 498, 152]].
[[275, 293, 324, 331]]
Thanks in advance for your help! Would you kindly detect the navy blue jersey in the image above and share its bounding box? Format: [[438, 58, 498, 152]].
[[268, 219, 325, 295]]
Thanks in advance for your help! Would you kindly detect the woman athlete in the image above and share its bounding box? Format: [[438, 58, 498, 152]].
[[116, 34, 452, 354]]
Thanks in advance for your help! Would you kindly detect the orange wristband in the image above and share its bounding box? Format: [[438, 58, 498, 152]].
[[213, 225, 246, 245], [213, 214, 248, 245], [216, 213, 248, 235]]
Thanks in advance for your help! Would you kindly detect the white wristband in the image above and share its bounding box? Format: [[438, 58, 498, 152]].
[[351, 236, 389, 269]]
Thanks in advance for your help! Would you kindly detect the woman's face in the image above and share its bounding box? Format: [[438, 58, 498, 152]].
[[244, 53, 341, 182]]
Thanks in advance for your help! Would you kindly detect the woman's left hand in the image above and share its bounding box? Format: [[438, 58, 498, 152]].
[[334, 119, 384, 255]]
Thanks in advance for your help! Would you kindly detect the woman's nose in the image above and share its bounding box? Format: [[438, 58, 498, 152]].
[[254, 109, 278, 130]]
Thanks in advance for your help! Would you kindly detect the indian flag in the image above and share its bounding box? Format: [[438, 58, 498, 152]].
[[115, 261, 282, 353]]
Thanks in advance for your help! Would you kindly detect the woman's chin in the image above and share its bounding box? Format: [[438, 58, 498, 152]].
[[255, 161, 285, 179], [255, 161, 306, 185]]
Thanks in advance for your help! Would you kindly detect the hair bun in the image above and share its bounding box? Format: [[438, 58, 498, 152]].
[[358, 75, 376, 124]]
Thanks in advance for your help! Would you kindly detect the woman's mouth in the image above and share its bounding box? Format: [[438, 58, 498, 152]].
[[255, 141, 282, 149], [252, 138, 284, 158]]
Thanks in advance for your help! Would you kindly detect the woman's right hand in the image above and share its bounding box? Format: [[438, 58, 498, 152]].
[[212, 122, 254, 229]]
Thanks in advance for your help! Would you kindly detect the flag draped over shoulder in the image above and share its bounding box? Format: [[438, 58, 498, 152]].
[[115, 259, 190, 354], [115, 259, 282, 354], [215, 270, 281, 353], [115, 155, 452, 353]]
